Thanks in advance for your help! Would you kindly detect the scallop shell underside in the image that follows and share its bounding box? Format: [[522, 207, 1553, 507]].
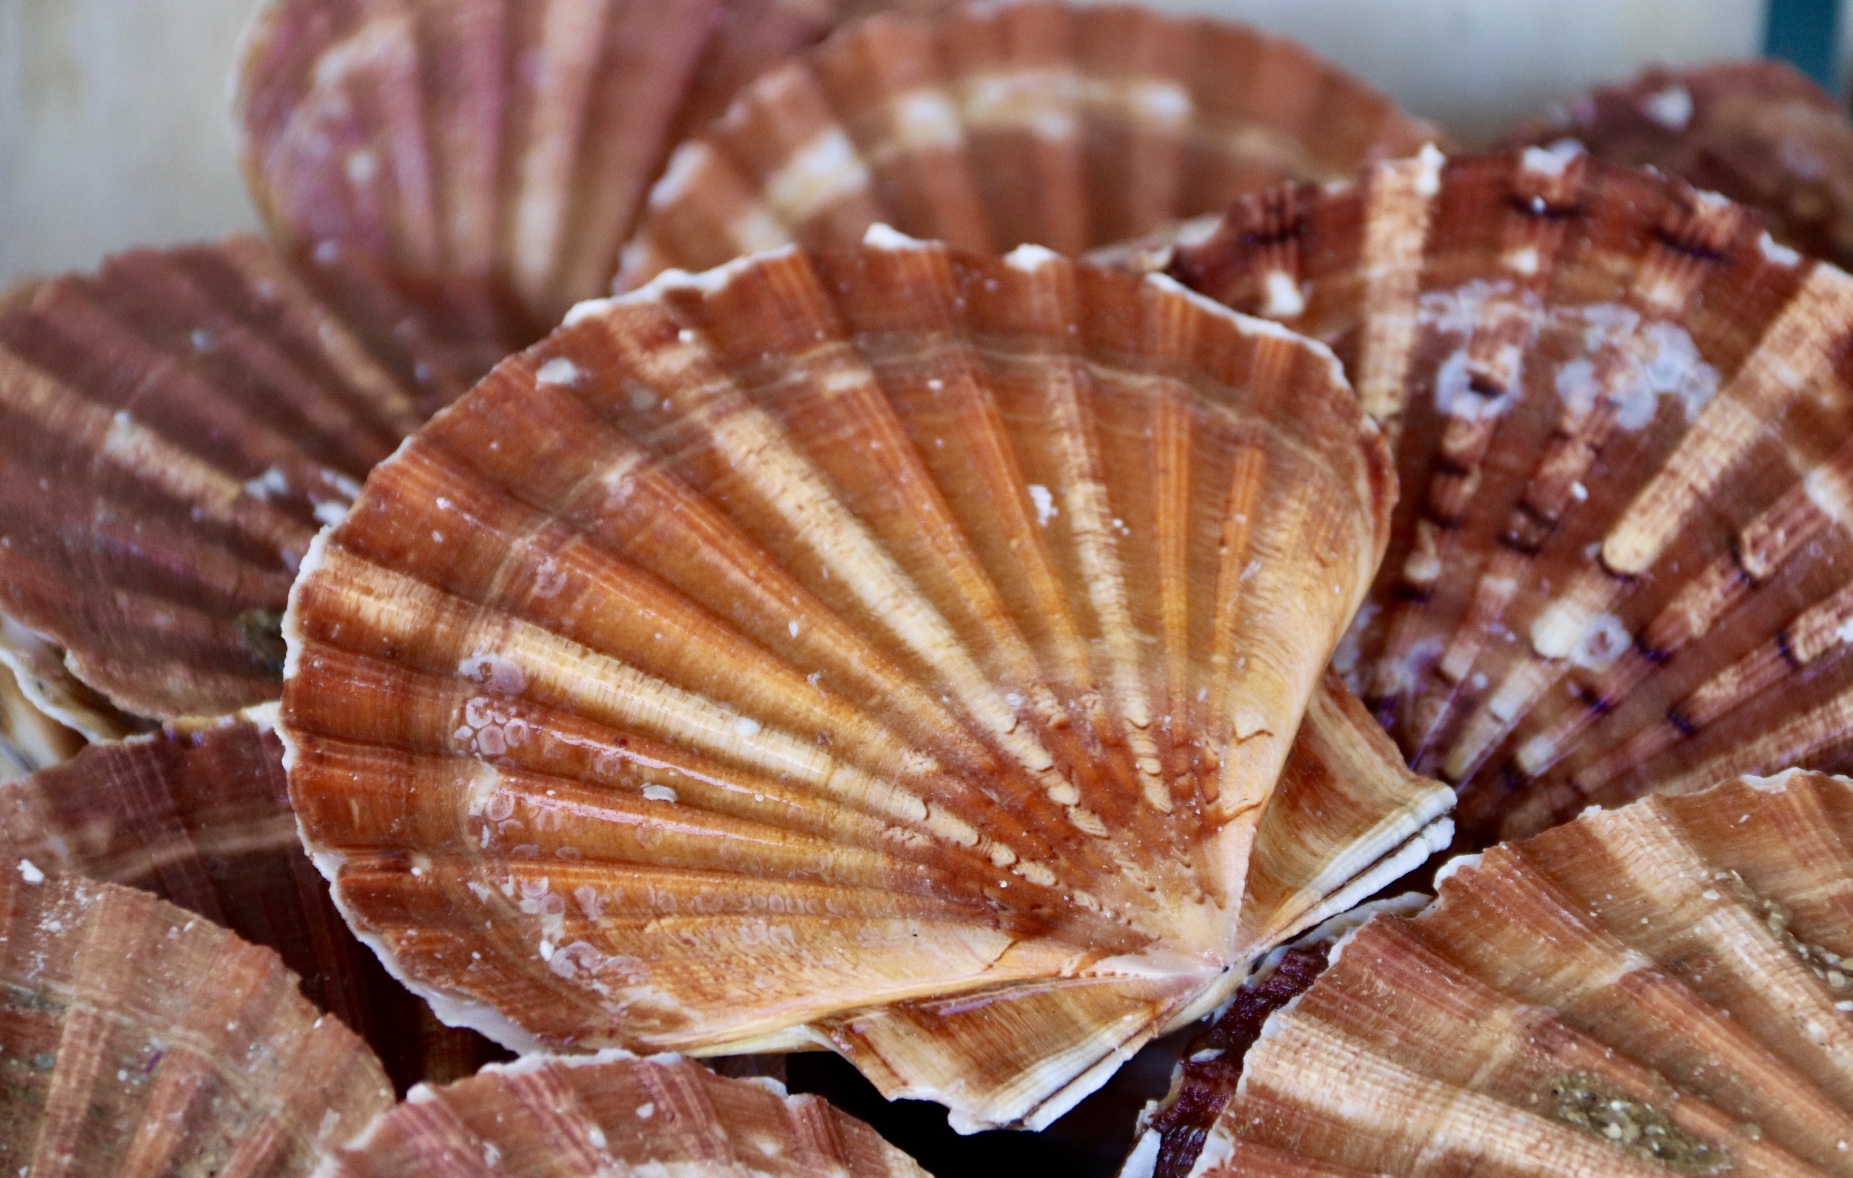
[[279, 235, 1415, 1130], [1166, 146, 1853, 842], [617, 0, 1438, 291], [0, 715, 503, 1092], [0, 870, 392, 1176], [320, 1051, 928, 1177], [1175, 769, 1853, 1177]]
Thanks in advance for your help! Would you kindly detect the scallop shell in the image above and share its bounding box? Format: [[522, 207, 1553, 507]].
[[1154, 768, 1853, 1177], [614, 0, 1438, 291], [318, 1050, 927, 1176], [0, 715, 504, 1092], [1502, 60, 1853, 270], [277, 233, 1440, 1131], [0, 663, 83, 783], [234, 0, 857, 331], [0, 235, 437, 730], [0, 868, 392, 1175], [1163, 145, 1853, 843]]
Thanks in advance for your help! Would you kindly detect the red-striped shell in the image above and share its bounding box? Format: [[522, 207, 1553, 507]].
[[0, 869, 392, 1175], [319, 1051, 927, 1176], [277, 234, 1450, 1131], [1143, 769, 1853, 1177], [1164, 146, 1853, 843], [616, 0, 1437, 291]]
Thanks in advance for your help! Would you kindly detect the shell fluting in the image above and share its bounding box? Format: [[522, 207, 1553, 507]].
[[0, 716, 504, 1093], [1164, 147, 1853, 842], [278, 236, 1407, 1130], [1502, 60, 1853, 272], [318, 1051, 927, 1177], [615, 0, 1438, 291], [234, 0, 857, 330], [0, 237, 443, 729], [0, 869, 392, 1176], [1155, 770, 1853, 1178]]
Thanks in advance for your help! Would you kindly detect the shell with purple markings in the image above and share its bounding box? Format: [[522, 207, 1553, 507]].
[[234, 0, 875, 332], [0, 868, 392, 1175], [0, 236, 452, 732], [1163, 145, 1853, 843], [615, 0, 1438, 290], [277, 232, 1456, 1131], [317, 1051, 927, 1176], [1140, 769, 1853, 1177], [1502, 60, 1853, 271], [0, 715, 503, 1093]]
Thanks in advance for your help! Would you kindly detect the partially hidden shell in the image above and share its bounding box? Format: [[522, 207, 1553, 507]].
[[1151, 769, 1853, 1177], [235, 0, 860, 331], [1502, 60, 1853, 271], [0, 715, 504, 1092], [615, 0, 1438, 291], [1164, 145, 1853, 843], [277, 235, 1442, 1131], [318, 1050, 928, 1177], [0, 869, 392, 1176], [0, 236, 441, 731], [0, 662, 82, 783]]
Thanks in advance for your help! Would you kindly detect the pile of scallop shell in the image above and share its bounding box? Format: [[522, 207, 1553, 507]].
[[10, 0, 1853, 1173]]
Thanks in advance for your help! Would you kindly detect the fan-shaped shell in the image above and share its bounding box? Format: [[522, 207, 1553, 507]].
[[1147, 769, 1853, 1177], [614, 0, 1438, 291], [0, 869, 392, 1175], [318, 1050, 927, 1176], [0, 715, 503, 1092], [1502, 61, 1853, 271], [234, 0, 864, 331], [1162, 146, 1853, 843], [277, 233, 1430, 1130], [0, 236, 447, 731]]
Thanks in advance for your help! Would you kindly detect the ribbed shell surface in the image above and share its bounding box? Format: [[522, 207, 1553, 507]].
[[0, 237, 430, 730], [319, 1051, 927, 1177], [235, 0, 859, 329], [1182, 770, 1853, 1178], [0, 871, 392, 1177], [1165, 146, 1853, 843], [1502, 61, 1853, 272], [0, 717, 502, 1093], [616, 0, 1438, 291], [279, 236, 1398, 1130]]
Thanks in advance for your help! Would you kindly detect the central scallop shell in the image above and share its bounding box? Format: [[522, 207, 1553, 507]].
[[279, 233, 1401, 1130]]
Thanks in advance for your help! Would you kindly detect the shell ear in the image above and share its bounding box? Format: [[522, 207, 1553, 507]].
[[278, 242, 1411, 1130], [1175, 769, 1853, 1176]]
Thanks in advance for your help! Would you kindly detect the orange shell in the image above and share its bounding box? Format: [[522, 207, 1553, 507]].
[[277, 235, 1441, 1130], [234, 0, 860, 330], [0, 869, 392, 1175], [616, 0, 1438, 291], [0, 715, 503, 1093], [0, 237, 447, 730], [1160, 769, 1853, 1177], [1502, 60, 1853, 271], [1164, 146, 1853, 843], [320, 1051, 927, 1176]]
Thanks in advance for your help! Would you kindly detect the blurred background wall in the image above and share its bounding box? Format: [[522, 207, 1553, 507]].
[[0, 0, 1826, 286]]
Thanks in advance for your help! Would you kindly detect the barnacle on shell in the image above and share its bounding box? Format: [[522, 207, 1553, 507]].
[[1163, 145, 1853, 842], [1133, 769, 1853, 1177], [277, 231, 1458, 1131]]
